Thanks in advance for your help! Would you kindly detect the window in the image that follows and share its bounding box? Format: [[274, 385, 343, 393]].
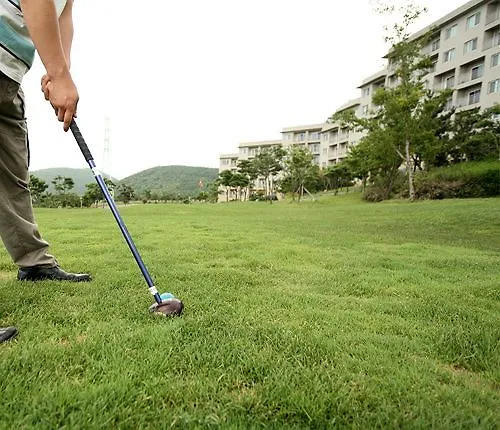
[[445, 24, 458, 39], [362, 105, 369, 114], [492, 52, 500, 67], [431, 39, 440, 51], [362, 87, 370, 97], [464, 38, 478, 53], [295, 133, 305, 142], [488, 79, 500, 93], [309, 132, 320, 141], [443, 48, 456, 62], [466, 12, 481, 29], [468, 89, 481, 104], [309, 144, 320, 153], [431, 60, 437, 72], [444, 75, 455, 89], [471, 64, 484, 79], [495, 30, 500, 47]]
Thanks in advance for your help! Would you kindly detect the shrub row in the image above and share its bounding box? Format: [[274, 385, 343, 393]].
[[415, 161, 500, 200]]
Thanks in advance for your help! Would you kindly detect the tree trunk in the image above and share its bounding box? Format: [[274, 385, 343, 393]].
[[406, 139, 415, 201]]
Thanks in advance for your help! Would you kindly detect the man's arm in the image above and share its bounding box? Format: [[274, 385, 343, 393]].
[[59, 0, 74, 68], [19, 0, 78, 131]]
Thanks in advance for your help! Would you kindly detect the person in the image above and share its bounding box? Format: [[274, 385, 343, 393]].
[[1, 0, 90, 342]]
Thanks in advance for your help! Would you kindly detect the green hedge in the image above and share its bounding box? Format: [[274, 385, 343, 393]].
[[415, 161, 500, 199]]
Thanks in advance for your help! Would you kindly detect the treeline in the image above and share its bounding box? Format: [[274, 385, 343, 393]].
[[29, 175, 218, 208], [217, 146, 356, 203]]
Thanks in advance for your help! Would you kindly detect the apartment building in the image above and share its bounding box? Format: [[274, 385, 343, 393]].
[[403, 0, 499, 110], [219, 0, 500, 195], [281, 124, 324, 165], [219, 153, 239, 172]]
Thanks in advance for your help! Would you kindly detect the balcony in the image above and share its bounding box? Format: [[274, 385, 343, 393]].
[[483, 25, 500, 50], [308, 145, 320, 154], [486, 2, 500, 26], [487, 12, 499, 25], [456, 76, 482, 90], [337, 133, 349, 143]]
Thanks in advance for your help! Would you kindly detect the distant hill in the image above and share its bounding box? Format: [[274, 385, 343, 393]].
[[30, 168, 116, 195], [30, 166, 219, 197], [120, 166, 219, 197]]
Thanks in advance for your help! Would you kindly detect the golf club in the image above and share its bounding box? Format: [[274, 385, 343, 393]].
[[69, 119, 183, 316]]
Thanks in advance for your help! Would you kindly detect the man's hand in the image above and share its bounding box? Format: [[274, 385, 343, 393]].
[[41, 72, 79, 131], [20, 0, 77, 131]]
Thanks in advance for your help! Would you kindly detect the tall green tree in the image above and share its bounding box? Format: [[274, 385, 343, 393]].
[[448, 104, 500, 162], [116, 184, 135, 204], [332, 1, 450, 201], [253, 146, 285, 202], [218, 169, 235, 202], [81, 179, 115, 207], [52, 175, 75, 194], [237, 159, 258, 201], [29, 174, 48, 203], [324, 162, 355, 195], [282, 146, 315, 202], [229, 172, 250, 201]]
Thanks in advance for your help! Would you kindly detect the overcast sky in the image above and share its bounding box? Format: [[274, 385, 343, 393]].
[[24, 0, 462, 179]]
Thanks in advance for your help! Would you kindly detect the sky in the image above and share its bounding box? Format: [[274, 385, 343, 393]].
[[23, 0, 463, 179]]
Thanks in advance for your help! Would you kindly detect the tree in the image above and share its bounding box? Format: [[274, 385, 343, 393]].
[[81, 179, 115, 207], [218, 169, 235, 202], [116, 184, 135, 204], [82, 183, 101, 207], [282, 146, 316, 202], [141, 189, 152, 203], [237, 159, 258, 201], [332, 2, 451, 201], [230, 172, 250, 201], [253, 146, 285, 202], [342, 144, 371, 190], [29, 174, 48, 204], [206, 181, 221, 203], [52, 175, 75, 194], [448, 104, 500, 162], [324, 162, 355, 195]]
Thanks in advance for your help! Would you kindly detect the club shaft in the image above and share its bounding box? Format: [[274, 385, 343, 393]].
[[70, 120, 162, 304]]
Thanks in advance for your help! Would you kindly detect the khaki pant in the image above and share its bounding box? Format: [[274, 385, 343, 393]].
[[0, 72, 55, 268]]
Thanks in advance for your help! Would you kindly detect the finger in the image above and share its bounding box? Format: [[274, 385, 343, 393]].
[[57, 107, 65, 122], [63, 109, 74, 132], [41, 75, 50, 91]]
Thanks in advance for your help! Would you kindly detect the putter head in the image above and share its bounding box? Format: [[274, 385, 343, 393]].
[[149, 298, 184, 317]]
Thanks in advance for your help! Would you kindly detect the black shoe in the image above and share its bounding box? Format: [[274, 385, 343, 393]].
[[0, 326, 18, 343], [17, 266, 92, 282]]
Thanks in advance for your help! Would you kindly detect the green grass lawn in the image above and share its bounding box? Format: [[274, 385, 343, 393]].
[[1, 194, 499, 429]]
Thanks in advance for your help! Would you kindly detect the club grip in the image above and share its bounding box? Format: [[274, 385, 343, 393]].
[[70, 120, 94, 162]]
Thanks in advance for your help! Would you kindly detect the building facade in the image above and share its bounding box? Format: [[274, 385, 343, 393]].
[[219, 0, 500, 198]]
